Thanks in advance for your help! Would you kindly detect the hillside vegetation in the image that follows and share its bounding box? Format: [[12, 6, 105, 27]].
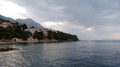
[[0, 17, 79, 42]]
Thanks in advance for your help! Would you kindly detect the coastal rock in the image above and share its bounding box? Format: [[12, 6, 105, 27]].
[[0, 46, 18, 52]]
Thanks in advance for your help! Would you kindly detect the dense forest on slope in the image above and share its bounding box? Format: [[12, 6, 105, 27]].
[[33, 30, 78, 41], [0, 22, 31, 40]]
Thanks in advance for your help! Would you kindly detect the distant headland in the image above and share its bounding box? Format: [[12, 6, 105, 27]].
[[0, 15, 79, 44]]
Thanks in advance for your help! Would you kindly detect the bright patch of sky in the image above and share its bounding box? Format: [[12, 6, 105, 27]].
[[0, 0, 27, 19]]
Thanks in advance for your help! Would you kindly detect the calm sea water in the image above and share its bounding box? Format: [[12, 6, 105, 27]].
[[0, 41, 120, 67]]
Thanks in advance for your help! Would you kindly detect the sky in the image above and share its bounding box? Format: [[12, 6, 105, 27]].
[[0, 0, 120, 40]]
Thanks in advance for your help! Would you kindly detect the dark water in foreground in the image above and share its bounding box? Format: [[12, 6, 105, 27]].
[[0, 41, 120, 67]]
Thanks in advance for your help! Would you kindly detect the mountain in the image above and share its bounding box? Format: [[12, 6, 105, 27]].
[[0, 15, 15, 22], [16, 18, 44, 29], [0, 15, 44, 29]]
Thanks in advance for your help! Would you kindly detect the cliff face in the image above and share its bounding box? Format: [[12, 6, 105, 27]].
[[0, 15, 79, 42]]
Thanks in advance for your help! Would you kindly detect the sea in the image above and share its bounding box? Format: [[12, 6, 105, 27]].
[[0, 40, 120, 67]]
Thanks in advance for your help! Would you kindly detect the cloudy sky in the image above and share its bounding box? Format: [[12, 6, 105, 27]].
[[0, 0, 120, 40]]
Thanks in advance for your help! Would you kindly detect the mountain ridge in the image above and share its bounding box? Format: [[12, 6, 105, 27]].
[[0, 15, 44, 29], [16, 18, 44, 29]]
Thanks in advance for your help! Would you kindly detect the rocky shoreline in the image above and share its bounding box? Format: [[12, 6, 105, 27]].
[[0, 39, 79, 44], [0, 40, 57, 44], [0, 46, 18, 52]]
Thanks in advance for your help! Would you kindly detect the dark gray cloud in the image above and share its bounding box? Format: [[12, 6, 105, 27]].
[[10, 0, 120, 25], [9, 0, 120, 40]]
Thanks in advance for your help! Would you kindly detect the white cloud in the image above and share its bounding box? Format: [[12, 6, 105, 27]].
[[84, 27, 93, 31], [42, 21, 65, 30], [0, 0, 27, 19]]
